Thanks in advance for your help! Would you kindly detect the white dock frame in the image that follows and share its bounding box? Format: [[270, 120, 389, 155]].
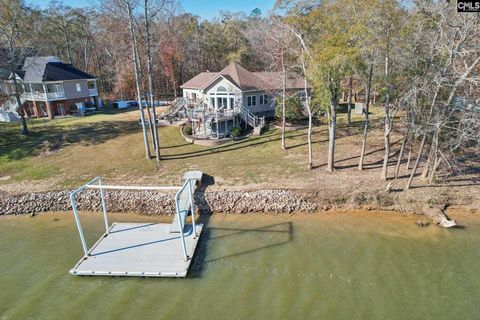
[[69, 177, 203, 277]]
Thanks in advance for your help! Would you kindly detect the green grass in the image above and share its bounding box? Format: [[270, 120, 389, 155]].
[[0, 105, 383, 190]]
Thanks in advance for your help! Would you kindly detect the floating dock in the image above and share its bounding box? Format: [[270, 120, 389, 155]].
[[69, 173, 203, 278]]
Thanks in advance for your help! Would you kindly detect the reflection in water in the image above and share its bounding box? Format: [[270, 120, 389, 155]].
[[0, 212, 479, 320]]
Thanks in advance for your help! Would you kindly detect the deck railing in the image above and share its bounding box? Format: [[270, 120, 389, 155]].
[[46, 91, 66, 100], [174, 179, 197, 261]]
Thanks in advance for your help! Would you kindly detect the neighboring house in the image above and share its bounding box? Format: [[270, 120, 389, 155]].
[[178, 62, 309, 139], [0, 56, 99, 120]]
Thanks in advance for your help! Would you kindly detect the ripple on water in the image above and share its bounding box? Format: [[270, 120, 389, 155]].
[[0, 211, 479, 319]]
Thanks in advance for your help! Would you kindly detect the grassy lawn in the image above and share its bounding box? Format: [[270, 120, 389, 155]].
[[0, 105, 384, 192]]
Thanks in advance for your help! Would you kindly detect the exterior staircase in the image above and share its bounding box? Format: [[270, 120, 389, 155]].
[[237, 104, 265, 134], [0, 94, 26, 122], [187, 103, 266, 138], [165, 98, 187, 118]]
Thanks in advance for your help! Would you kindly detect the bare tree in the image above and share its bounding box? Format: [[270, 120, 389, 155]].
[[347, 75, 353, 125], [358, 63, 373, 170], [0, 0, 31, 134], [101, 0, 151, 160], [286, 25, 314, 169], [141, 0, 169, 161], [253, 16, 295, 150], [405, 1, 480, 189]]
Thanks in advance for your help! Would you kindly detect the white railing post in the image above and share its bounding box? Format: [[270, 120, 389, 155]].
[[70, 193, 89, 256], [188, 180, 196, 238], [98, 178, 110, 234], [175, 194, 189, 261]]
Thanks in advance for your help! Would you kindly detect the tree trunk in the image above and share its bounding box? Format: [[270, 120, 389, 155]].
[[281, 59, 286, 150], [394, 131, 407, 179], [12, 74, 28, 135], [83, 36, 88, 71], [420, 154, 431, 179], [381, 38, 392, 181], [428, 156, 442, 184], [327, 96, 337, 172], [405, 140, 412, 170], [144, 92, 156, 145], [405, 134, 427, 190], [347, 75, 353, 125], [63, 21, 73, 64], [358, 117, 368, 170], [358, 63, 373, 170], [127, 2, 150, 160], [381, 123, 391, 180], [144, 1, 160, 161], [301, 59, 312, 169]]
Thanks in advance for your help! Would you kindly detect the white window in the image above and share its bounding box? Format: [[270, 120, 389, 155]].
[[76, 83, 81, 92], [248, 95, 256, 106], [260, 94, 268, 105]]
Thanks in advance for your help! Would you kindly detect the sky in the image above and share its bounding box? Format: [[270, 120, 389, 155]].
[[30, 0, 276, 20]]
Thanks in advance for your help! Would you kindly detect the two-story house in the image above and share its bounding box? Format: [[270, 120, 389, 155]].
[[180, 62, 308, 118], [0, 56, 99, 120], [178, 62, 309, 138]]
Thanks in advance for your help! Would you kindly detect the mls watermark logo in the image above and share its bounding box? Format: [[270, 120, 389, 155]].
[[457, 0, 480, 12]]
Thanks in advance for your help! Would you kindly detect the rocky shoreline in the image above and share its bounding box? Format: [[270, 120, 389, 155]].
[[0, 189, 318, 216], [0, 187, 468, 227]]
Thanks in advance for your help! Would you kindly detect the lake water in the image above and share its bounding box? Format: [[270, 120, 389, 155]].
[[1, 211, 479, 319]]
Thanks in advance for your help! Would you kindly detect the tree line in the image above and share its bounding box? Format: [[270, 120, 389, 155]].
[[1, 0, 479, 188]]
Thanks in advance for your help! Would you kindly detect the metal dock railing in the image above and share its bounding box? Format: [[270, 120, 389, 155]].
[[68, 176, 203, 277]]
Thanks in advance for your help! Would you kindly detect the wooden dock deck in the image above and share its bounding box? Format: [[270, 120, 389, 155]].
[[70, 222, 203, 278]]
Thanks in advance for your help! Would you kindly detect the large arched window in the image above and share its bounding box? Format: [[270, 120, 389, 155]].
[[217, 86, 227, 92]]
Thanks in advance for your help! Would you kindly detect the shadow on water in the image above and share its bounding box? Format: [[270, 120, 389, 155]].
[[203, 222, 293, 264], [188, 173, 294, 278], [448, 225, 466, 230], [188, 173, 214, 278]]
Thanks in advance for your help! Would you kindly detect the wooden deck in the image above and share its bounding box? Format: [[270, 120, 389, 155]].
[[70, 222, 203, 278]]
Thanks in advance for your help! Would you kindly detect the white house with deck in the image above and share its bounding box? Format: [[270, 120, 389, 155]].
[[177, 62, 308, 138]]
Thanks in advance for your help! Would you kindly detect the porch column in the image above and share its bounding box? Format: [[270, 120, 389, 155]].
[[46, 100, 54, 119], [93, 96, 98, 110], [32, 100, 41, 118], [21, 105, 28, 117]]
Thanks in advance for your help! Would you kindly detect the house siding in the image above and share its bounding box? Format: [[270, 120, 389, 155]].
[[243, 91, 275, 115], [182, 89, 204, 103], [63, 80, 90, 99], [204, 77, 242, 109]]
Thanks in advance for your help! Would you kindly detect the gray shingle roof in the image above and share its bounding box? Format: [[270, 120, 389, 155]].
[[23, 56, 61, 82], [43, 62, 95, 81], [22, 56, 95, 82]]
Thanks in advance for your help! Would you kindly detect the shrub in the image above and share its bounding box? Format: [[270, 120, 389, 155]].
[[231, 127, 242, 138], [275, 96, 304, 123], [184, 125, 192, 136]]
